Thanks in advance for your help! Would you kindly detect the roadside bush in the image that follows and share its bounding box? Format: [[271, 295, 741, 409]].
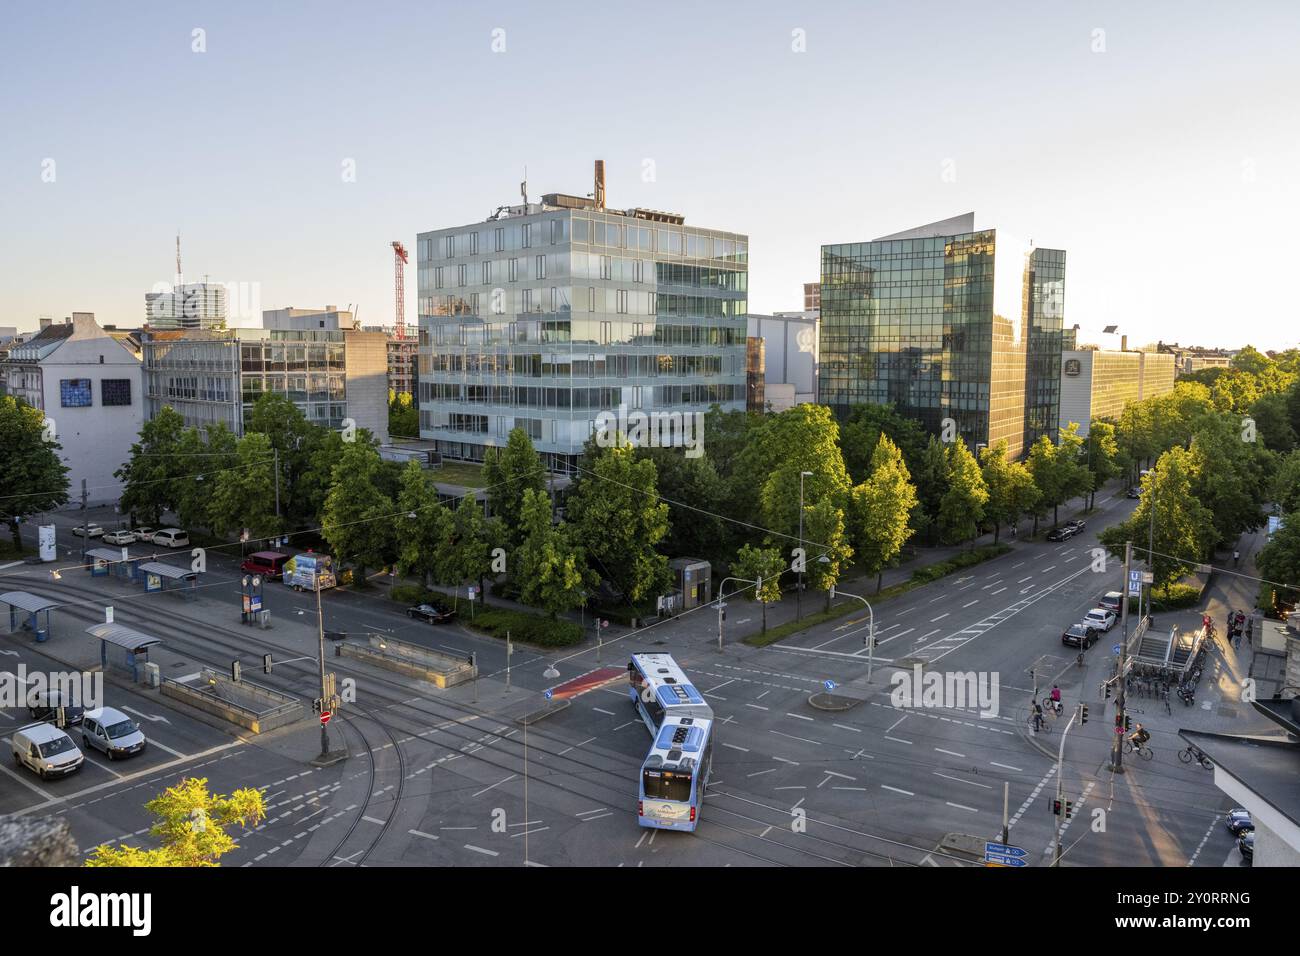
[[472, 608, 583, 647], [1150, 583, 1201, 610], [391, 584, 426, 604]]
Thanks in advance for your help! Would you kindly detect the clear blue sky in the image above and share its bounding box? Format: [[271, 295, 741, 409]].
[[2, 0, 1297, 349]]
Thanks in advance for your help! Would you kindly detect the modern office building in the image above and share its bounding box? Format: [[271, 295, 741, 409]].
[[820, 212, 1065, 459], [803, 282, 821, 312], [745, 336, 765, 413], [263, 306, 356, 332], [1057, 348, 1176, 434], [140, 323, 388, 441], [416, 162, 748, 470], [145, 282, 228, 331], [747, 313, 819, 405], [0, 313, 143, 506]]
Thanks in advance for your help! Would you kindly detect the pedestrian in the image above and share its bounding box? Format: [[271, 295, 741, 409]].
[[1032, 701, 1044, 733], [1233, 549, 1240, 567], [1009, 524, 1017, 539]]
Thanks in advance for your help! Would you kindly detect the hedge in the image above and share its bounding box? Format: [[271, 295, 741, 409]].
[[391, 584, 458, 606], [1150, 583, 1201, 610], [909, 544, 1012, 585], [471, 608, 583, 648]]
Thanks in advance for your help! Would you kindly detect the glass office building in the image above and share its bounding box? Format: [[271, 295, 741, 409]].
[[820, 213, 1065, 459], [416, 188, 748, 470]]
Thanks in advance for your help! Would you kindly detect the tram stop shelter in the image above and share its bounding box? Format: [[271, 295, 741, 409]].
[[86, 622, 162, 682], [86, 547, 145, 582], [137, 561, 199, 600], [0, 591, 59, 643]]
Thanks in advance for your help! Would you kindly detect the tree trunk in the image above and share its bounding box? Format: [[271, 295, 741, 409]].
[[876, 570, 883, 594], [993, 524, 1001, 544], [761, 601, 767, 633], [7, 518, 20, 549], [1053, 503, 1059, 526], [825, 589, 831, 613]]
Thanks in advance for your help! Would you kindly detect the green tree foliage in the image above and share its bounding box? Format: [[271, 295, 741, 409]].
[[938, 440, 988, 547], [1257, 509, 1300, 606], [514, 488, 594, 618], [1273, 450, 1300, 515], [208, 432, 281, 542], [910, 435, 950, 544], [1188, 414, 1270, 546], [1210, 368, 1261, 415], [482, 427, 547, 546], [393, 461, 452, 587], [320, 441, 395, 581], [244, 393, 319, 525], [979, 440, 1038, 542], [117, 406, 187, 525], [387, 389, 419, 438], [0, 396, 70, 548], [1249, 392, 1298, 452], [1099, 446, 1215, 587], [839, 403, 927, 486], [850, 435, 918, 591], [439, 494, 497, 606], [1081, 420, 1120, 508], [802, 496, 853, 611], [566, 443, 671, 604], [84, 777, 265, 868], [731, 543, 786, 632], [637, 448, 727, 562]]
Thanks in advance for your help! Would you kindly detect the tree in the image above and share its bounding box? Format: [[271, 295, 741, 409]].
[[1081, 420, 1120, 509], [84, 777, 264, 867], [117, 406, 187, 526], [208, 432, 281, 543], [1249, 392, 1298, 453], [172, 423, 238, 534], [244, 393, 319, 524], [296, 429, 347, 523], [320, 441, 395, 582], [1188, 414, 1269, 546], [388, 389, 418, 439], [1098, 446, 1215, 587], [566, 442, 671, 605], [393, 461, 452, 587], [1053, 423, 1092, 521], [839, 403, 927, 486], [0, 396, 70, 548], [731, 543, 786, 633], [979, 440, 1037, 542], [482, 427, 547, 547], [439, 494, 496, 608], [1273, 450, 1300, 515], [911, 435, 949, 544], [1115, 400, 1156, 482], [850, 435, 917, 592], [802, 497, 853, 611], [640, 448, 727, 562], [938, 440, 988, 547], [514, 488, 594, 618], [1026, 430, 1088, 532], [1256, 509, 1300, 607]]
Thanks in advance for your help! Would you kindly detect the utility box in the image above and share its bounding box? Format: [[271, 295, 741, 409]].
[[143, 662, 160, 689], [668, 558, 712, 610], [259, 610, 271, 629]]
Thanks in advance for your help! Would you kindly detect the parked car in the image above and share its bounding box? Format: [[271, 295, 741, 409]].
[[81, 707, 147, 760], [1062, 623, 1099, 648], [1126, 486, 1142, 499], [1098, 590, 1124, 613], [11, 722, 84, 779], [150, 528, 190, 548], [28, 688, 85, 726], [102, 529, 136, 545], [1081, 608, 1117, 632], [131, 525, 156, 541], [407, 602, 456, 624], [241, 551, 290, 580], [1225, 808, 1254, 836], [1045, 524, 1082, 542], [1238, 830, 1254, 863], [72, 524, 104, 539]]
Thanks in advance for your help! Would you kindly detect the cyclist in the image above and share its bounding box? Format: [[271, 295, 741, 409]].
[[1129, 722, 1150, 750], [1049, 684, 1062, 715]]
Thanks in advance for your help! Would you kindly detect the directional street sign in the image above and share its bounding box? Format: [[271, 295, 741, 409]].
[[1113, 644, 1122, 656], [823, 679, 837, 691], [984, 841, 1027, 866], [1127, 569, 1142, 595], [544, 690, 553, 701]]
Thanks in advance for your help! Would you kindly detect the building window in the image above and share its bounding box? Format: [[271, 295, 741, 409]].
[[444, 236, 455, 259], [588, 287, 596, 312], [482, 260, 492, 284], [509, 258, 518, 282], [617, 289, 628, 314], [458, 264, 468, 287], [101, 379, 132, 406], [495, 227, 505, 252], [522, 223, 533, 248], [470, 232, 479, 255], [600, 255, 612, 280], [535, 255, 546, 280], [60, 379, 92, 407], [435, 267, 444, 289]]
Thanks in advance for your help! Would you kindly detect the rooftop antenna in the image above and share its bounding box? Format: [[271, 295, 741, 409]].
[[520, 166, 528, 206]]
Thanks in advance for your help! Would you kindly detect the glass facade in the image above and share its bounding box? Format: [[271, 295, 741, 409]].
[[416, 207, 748, 468], [819, 225, 1065, 459], [1022, 248, 1067, 447]]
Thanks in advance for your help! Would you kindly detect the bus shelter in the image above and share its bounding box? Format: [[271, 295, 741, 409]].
[[137, 561, 199, 600], [86, 547, 145, 582], [86, 622, 162, 682], [0, 591, 59, 643]]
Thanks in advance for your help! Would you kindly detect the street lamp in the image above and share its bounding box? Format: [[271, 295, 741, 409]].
[[797, 470, 813, 620], [715, 575, 759, 651], [830, 583, 876, 683]]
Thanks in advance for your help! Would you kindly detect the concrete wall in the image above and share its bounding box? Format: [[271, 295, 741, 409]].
[[38, 315, 144, 507], [343, 330, 390, 444]]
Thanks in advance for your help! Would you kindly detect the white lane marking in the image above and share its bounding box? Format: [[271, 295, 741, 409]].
[[1018, 576, 1033, 584], [990, 587, 1007, 595], [946, 801, 979, 813], [703, 679, 735, 694], [772, 756, 799, 765], [878, 627, 914, 645], [721, 742, 750, 752], [881, 785, 914, 796], [962, 600, 979, 608], [934, 748, 965, 758], [770, 730, 820, 746], [920, 629, 941, 639], [408, 829, 439, 841], [990, 761, 1023, 772], [362, 815, 386, 826], [592, 707, 615, 716], [786, 713, 814, 721], [885, 714, 908, 733], [747, 768, 776, 778], [934, 772, 993, 790], [472, 774, 517, 797], [884, 736, 912, 745], [833, 723, 860, 733], [464, 844, 499, 857], [745, 703, 770, 711], [931, 613, 950, 623]]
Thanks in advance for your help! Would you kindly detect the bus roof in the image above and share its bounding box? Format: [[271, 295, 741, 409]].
[[630, 653, 707, 709], [642, 714, 712, 772]]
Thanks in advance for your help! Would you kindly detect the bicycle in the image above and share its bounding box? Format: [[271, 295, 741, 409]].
[[1027, 713, 1052, 734], [1177, 746, 1213, 770], [1041, 696, 1063, 717], [1122, 739, 1154, 760]]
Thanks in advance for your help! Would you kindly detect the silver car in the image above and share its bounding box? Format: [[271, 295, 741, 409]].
[[81, 707, 147, 760]]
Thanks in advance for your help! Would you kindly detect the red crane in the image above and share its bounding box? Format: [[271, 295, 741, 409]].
[[391, 241, 409, 340]]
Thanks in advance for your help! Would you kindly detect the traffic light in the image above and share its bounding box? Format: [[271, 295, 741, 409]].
[[231, 660, 241, 683], [1064, 800, 1074, 819], [1104, 682, 1112, 699], [1052, 798, 1075, 819], [1124, 715, 1132, 732], [263, 653, 273, 674], [1080, 705, 1089, 724], [1053, 798, 1062, 816]]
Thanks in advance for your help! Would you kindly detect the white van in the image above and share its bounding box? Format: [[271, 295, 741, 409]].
[[11, 722, 85, 779], [151, 528, 190, 548], [81, 707, 148, 760]]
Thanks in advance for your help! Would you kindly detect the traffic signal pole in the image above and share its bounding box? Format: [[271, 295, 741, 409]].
[[317, 577, 329, 758], [1053, 705, 1080, 866], [1109, 541, 1132, 775]]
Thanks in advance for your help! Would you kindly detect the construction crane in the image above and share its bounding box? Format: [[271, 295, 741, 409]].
[[391, 240, 409, 340]]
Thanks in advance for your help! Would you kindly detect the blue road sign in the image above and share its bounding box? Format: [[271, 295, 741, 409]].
[[985, 842, 1028, 866], [544, 689, 553, 700], [986, 854, 1027, 867], [1112, 644, 1122, 655], [823, 679, 837, 691]]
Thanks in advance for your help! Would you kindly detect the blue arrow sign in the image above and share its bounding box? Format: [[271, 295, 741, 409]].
[[823, 679, 837, 691], [543, 689, 553, 701], [986, 854, 1027, 867], [1112, 644, 1122, 655], [985, 841, 1026, 858]]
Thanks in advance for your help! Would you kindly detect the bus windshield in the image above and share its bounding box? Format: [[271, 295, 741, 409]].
[[643, 768, 692, 803]]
